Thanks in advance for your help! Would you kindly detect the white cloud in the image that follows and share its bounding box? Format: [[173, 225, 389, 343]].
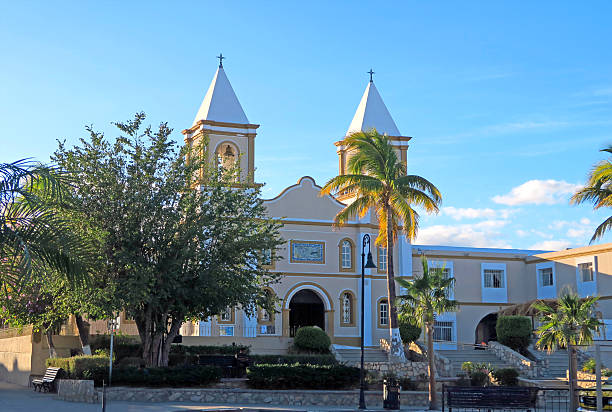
[[580, 218, 591, 225], [567, 228, 590, 238], [416, 221, 512, 248], [492, 180, 582, 206], [442, 206, 515, 221], [516, 229, 528, 237], [549, 220, 570, 230], [529, 240, 573, 251]]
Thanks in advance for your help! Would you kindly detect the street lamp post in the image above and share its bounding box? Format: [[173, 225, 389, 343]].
[[360, 234, 377, 410]]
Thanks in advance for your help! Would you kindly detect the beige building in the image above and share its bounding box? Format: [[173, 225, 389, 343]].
[[174, 60, 612, 354]]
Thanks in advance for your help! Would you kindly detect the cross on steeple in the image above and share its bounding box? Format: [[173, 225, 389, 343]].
[[368, 69, 375, 83], [217, 53, 225, 68]]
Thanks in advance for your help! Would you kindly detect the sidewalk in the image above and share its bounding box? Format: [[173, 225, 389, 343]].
[[0, 382, 433, 412]]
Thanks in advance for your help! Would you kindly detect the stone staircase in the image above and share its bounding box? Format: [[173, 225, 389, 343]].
[[334, 347, 389, 364], [438, 348, 515, 376], [530, 346, 571, 379]]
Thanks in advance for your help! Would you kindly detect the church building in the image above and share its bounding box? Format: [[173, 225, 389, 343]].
[[172, 59, 612, 355]]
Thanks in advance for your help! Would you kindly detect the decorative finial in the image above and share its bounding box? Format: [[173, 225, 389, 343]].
[[368, 69, 375, 83], [217, 53, 225, 68]]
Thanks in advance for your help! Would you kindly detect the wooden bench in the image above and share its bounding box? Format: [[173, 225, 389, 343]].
[[32, 367, 62, 392], [197, 355, 236, 377], [444, 386, 538, 411]]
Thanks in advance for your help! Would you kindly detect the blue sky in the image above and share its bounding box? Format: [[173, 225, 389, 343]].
[[2, 1, 612, 250]]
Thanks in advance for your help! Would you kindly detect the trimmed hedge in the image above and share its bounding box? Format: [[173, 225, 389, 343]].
[[293, 327, 331, 353], [90, 335, 141, 361], [170, 344, 250, 355], [250, 354, 338, 365], [398, 315, 421, 344], [46, 355, 109, 379], [82, 365, 221, 387], [247, 364, 360, 389], [496, 316, 532, 353], [492, 368, 519, 386]]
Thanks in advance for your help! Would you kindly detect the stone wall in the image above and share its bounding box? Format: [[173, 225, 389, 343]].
[[409, 341, 452, 377], [95, 387, 430, 407], [487, 341, 541, 378], [57, 379, 99, 403], [567, 370, 610, 388], [362, 361, 429, 378]]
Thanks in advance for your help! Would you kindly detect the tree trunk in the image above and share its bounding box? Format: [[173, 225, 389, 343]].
[[45, 329, 57, 358], [74, 314, 91, 355], [160, 318, 182, 367], [385, 206, 406, 362], [569, 346, 579, 412], [427, 323, 438, 410]]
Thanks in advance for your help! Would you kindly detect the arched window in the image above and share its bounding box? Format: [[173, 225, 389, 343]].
[[378, 247, 387, 272], [339, 238, 354, 272], [216, 143, 239, 181], [218, 307, 234, 324], [340, 292, 354, 326], [378, 299, 388, 328]]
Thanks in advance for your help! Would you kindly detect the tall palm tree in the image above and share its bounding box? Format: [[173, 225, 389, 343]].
[[0, 159, 88, 289], [571, 145, 612, 242], [533, 293, 601, 411], [398, 256, 457, 410], [320, 130, 441, 361]]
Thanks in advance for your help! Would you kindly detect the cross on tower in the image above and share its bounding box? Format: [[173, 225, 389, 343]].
[[368, 69, 375, 83], [217, 53, 225, 68]]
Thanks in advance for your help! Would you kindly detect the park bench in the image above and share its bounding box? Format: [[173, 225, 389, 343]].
[[197, 355, 236, 377], [443, 386, 538, 412], [31, 367, 62, 392]]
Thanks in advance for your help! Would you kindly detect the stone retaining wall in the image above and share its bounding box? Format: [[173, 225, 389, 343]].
[[362, 360, 428, 378], [55, 381, 431, 407], [487, 341, 541, 378], [57, 379, 99, 403]]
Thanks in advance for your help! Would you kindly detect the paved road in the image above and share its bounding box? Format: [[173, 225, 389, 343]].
[[0, 382, 428, 412]]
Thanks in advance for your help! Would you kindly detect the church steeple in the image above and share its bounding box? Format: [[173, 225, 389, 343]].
[[335, 73, 412, 199], [345, 76, 401, 137], [183, 57, 259, 184]]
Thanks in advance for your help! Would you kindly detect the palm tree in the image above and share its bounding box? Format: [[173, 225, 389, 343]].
[[320, 130, 441, 361], [533, 293, 601, 411], [0, 159, 88, 289], [571, 145, 612, 242], [398, 256, 457, 410]]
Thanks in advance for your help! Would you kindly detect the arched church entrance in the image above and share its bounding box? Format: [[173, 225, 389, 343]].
[[475, 313, 498, 345], [289, 289, 325, 337]]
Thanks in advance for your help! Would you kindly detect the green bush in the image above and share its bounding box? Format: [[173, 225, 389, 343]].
[[492, 368, 519, 386], [90, 334, 141, 362], [496, 316, 532, 353], [247, 363, 359, 389], [250, 354, 337, 365], [46, 355, 109, 379], [470, 371, 489, 387], [293, 327, 331, 353], [116, 356, 145, 368], [398, 315, 421, 344], [82, 365, 221, 387], [170, 344, 250, 356]]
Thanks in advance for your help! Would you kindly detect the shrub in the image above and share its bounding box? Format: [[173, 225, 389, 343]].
[[90, 334, 141, 362], [470, 371, 489, 387], [583, 358, 596, 373], [47, 355, 109, 379], [492, 368, 519, 386], [247, 364, 359, 389], [116, 357, 145, 368], [250, 354, 337, 365], [496, 316, 532, 353], [82, 364, 221, 387], [170, 344, 250, 356], [398, 315, 421, 344], [399, 376, 419, 391], [293, 327, 331, 353]]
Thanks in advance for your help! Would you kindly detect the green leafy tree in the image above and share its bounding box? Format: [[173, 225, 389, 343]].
[[533, 293, 601, 410], [571, 145, 612, 242], [398, 256, 457, 410], [320, 130, 441, 361], [53, 113, 282, 366]]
